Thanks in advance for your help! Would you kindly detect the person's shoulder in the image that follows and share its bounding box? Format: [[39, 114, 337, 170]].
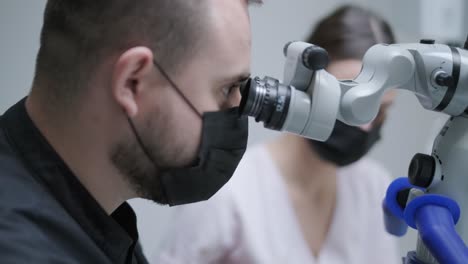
[[235, 144, 271, 172], [191, 144, 274, 214], [338, 157, 393, 201], [178, 143, 280, 222], [0, 128, 36, 195], [223, 143, 275, 193], [0, 128, 78, 261], [341, 157, 392, 183], [0, 159, 104, 262], [340, 159, 401, 263], [0, 124, 42, 195]]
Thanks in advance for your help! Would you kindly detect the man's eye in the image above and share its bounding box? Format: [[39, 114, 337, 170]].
[[222, 84, 239, 97]]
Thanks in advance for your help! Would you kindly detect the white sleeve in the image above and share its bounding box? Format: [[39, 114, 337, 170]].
[[150, 190, 240, 264], [362, 160, 402, 264]]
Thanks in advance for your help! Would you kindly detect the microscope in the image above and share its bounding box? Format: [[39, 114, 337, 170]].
[[239, 40, 468, 263]]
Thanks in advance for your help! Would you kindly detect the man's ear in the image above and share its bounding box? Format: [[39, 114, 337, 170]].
[[112, 47, 154, 118]]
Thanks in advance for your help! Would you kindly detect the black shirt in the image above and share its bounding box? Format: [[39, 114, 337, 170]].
[[0, 99, 149, 264]]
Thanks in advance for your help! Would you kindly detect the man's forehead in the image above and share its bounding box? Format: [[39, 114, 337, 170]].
[[205, 1, 252, 55], [210, 0, 252, 42], [183, 0, 252, 86]]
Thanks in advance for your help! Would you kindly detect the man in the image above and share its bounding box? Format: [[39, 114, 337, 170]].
[[0, 0, 260, 263]]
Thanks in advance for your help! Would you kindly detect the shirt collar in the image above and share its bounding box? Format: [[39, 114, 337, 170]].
[[2, 98, 139, 263]]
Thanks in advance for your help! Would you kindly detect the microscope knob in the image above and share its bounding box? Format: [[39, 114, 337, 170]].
[[420, 39, 436, 44], [408, 153, 436, 188], [283, 41, 294, 57], [302, 45, 329, 71], [435, 72, 455, 87]]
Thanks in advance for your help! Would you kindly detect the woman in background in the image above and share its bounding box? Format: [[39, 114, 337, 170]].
[[154, 5, 400, 264]]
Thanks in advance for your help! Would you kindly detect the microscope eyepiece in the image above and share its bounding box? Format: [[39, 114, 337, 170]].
[[239, 76, 291, 130]]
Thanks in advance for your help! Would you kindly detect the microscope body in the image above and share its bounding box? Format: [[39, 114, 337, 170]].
[[431, 117, 468, 238], [240, 40, 468, 263]]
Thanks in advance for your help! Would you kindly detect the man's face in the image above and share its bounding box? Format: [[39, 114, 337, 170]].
[[112, 0, 252, 203], [156, 0, 252, 165]]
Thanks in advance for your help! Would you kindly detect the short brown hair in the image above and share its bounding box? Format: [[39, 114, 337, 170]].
[[33, 0, 209, 106], [307, 5, 396, 61]]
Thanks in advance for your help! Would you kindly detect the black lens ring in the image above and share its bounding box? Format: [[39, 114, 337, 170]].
[[239, 78, 253, 116], [239, 76, 292, 132], [256, 77, 277, 123], [264, 83, 291, 130]]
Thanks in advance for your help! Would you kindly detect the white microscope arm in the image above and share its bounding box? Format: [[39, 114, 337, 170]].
[[281, 41, 468, 133], [337, 44, 416, 125], [336, 42, 467, 126], [241, 40, 467, 140]]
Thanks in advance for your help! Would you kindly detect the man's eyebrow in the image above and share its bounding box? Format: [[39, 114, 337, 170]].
[[248, 0, 263, 5], [220, 73, 251, 85]]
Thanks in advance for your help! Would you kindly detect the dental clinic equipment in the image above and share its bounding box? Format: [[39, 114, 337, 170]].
[[239, 40, 468, 264]]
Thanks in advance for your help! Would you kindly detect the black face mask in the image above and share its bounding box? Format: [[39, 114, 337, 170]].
[[128, 60, 249, 206], [309, 120, 381, 167]]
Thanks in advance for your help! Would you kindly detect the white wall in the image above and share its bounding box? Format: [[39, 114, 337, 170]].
[[0, 1, 44, 111], [1, 0, 466, 260]]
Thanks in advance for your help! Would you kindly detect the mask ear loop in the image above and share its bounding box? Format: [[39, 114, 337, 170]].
[[153, 59, 202, 118], [127, 117, 159, 166], [127, 117, 171, 203], [125, 59, 201, 165], [125, 59, 203, 204]]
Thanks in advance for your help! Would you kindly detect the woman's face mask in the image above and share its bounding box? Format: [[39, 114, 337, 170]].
[[309, 120, 382, 167]]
